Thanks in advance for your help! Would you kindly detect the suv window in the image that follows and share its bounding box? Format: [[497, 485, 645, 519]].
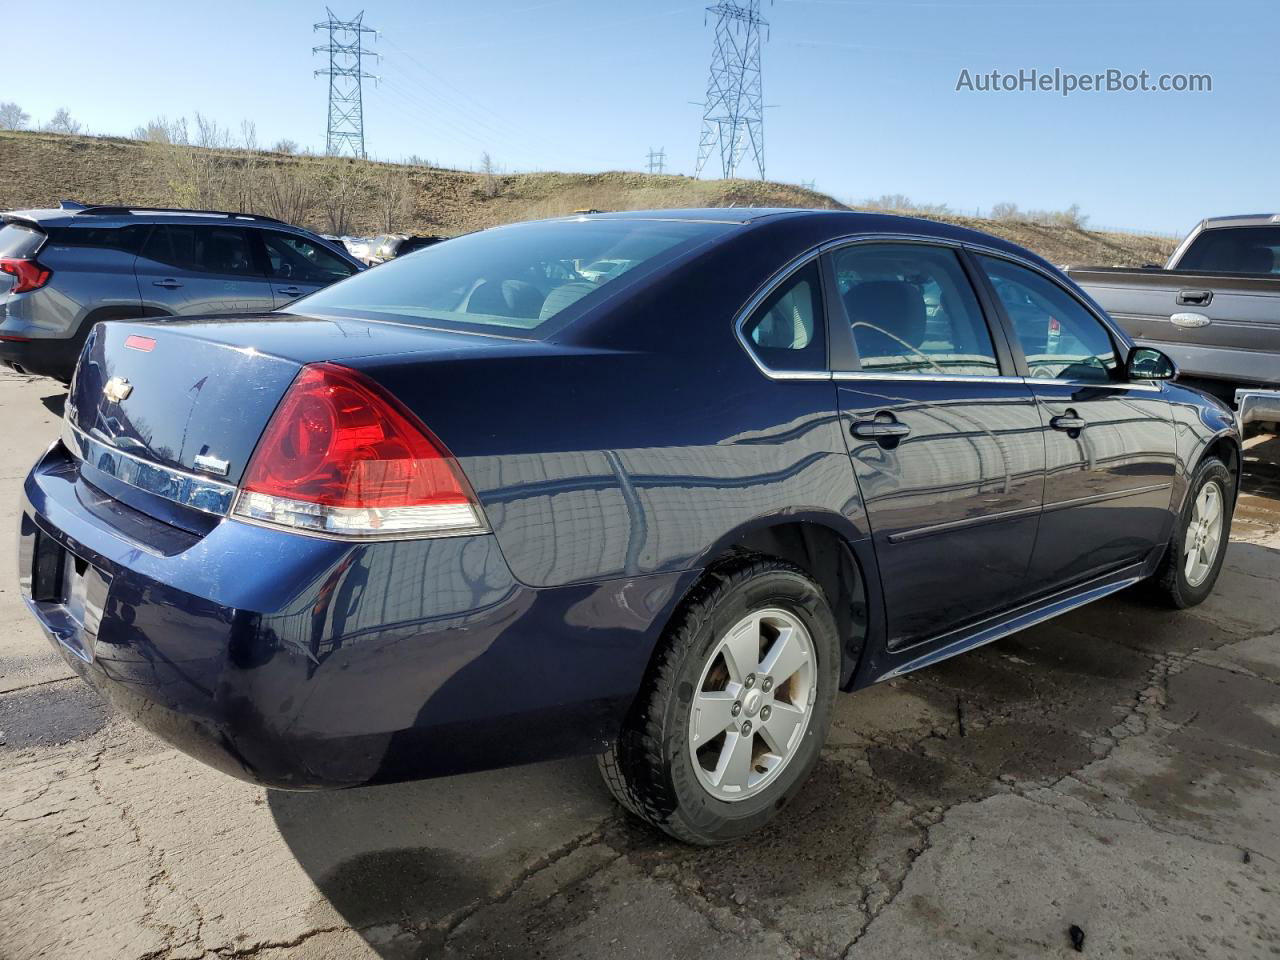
[[44, 225, 149, 255], [1176, 225, 1280, 275], [979, 255, 1118, 384], [740, 261, 827, 373], [141, 225, 258, 276], [262, 231, 356, 284], [0, 222, 45, 259], [832, 244, 999, 376]]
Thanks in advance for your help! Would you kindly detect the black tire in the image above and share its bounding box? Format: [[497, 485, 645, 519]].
[[1151, 456, 1233, 608], [598, 557, 841, 845]]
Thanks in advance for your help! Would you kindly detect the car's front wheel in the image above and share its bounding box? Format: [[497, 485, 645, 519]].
[[598, 558, 840, 844], [1152, 456, 1233, 607]]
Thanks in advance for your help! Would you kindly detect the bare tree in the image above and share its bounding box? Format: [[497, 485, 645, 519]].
[[317, 157, 370, 235], [0, 101, 30, 130], [479, 152, 501, 198], [272, 138, 299, 154], [133, 115, 188, 145], [990, 202, 1020, 221], [375, 165, 414, 232], [259, 163, 316, 227], [46, 108, 83, 135]]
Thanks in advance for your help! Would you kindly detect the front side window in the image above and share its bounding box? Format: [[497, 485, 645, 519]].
[[262, 232, 355, 284], [1176, 226, 1280, 275], [832, 244, 999, 376], [979, 255, 1118, 384], [286, 218, 731, 337], [740, 261, 826, 372], [142, 225, 257, 276]]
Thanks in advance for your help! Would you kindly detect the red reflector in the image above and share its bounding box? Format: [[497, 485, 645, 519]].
[[125, 335, 156, 352], [241, 363, 475, 511], [0, 258, 52, 294], [0, 334, 34, 342]]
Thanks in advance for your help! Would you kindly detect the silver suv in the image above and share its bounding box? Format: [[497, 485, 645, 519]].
[[0, 202, 363, 382]]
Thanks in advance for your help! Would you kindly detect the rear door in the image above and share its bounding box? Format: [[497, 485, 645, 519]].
[[256, 229, 359, 307], [829, 241, 1045, 649], [134, 223, 274, 316], [975, 254, 1177, 590]]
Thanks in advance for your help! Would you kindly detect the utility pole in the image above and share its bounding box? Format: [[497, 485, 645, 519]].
[[694, 1, 770, 181], [646, 147, 667, 174], [800, 179, 816, 191], [313, 8, 378, 158]]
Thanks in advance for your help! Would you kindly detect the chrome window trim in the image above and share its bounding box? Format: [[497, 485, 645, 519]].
[[731, 242, 832, 381], [61, 420, 236, 517]]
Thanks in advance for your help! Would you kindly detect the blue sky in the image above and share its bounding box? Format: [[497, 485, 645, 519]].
[[7, 0, 1276, 233]]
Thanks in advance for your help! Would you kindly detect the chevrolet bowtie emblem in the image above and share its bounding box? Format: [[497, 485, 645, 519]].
[[103, 376, 133, 403]]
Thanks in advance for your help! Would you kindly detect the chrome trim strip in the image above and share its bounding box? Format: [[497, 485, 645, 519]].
[[1041, 481, 1172, 514], [887, 503, 1042, 544], [832, 371, 1017, 385], [62, 420, 236, 517]]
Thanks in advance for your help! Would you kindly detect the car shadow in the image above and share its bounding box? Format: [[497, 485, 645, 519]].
[[39, 391, 66, 418], [1242, 433, 1280, 500]]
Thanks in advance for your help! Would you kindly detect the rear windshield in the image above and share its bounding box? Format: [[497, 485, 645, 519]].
[[284, 218, 732, 336], [0, 222, 45, 259], [1177, 226, 1280, 275]]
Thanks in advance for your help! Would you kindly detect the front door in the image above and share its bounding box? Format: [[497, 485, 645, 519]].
[[975, 254, 1178, 589], [829, 242, 1045, 649], [257, 230, 359, 308]]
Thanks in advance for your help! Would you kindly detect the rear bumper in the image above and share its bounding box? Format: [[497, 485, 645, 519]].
[[1236, 388, 1280, 430], [19, 443, 690, 788], [0, 335, 77, 381]]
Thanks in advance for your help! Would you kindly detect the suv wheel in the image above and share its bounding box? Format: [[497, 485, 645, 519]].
[[598, 558, 840, 844], [1152, 457, 1232, 607]]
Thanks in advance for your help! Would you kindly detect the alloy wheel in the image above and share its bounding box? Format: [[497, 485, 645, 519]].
[[688, 608, 817, 802], [1184, 479, 1224, 588]]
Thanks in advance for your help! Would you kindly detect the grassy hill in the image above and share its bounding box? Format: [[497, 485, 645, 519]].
[[0, 129, 1176, 267]]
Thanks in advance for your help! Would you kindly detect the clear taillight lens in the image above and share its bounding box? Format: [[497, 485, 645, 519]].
[[233, 362, 487, 538]]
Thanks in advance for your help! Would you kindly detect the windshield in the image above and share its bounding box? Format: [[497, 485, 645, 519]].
[[1177, 225, 1280, 275], [284, 218, 732, 337]]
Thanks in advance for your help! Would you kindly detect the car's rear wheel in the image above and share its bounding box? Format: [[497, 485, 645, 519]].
[[1152, 456, 1232, 608], [598, 558, 840, 844]]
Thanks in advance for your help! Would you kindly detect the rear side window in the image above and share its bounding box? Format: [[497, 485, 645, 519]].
[[832, 244, 999, 376], [1176, 226, 1280, 275], [142, 225, 258, 276], [261, 231, 355, 283], [979, 255, 1118, 384], [284, 218, 732, 337], [43, 225, 149, 255], [740, 261, 826, 372], [0, 223, 45, 259]]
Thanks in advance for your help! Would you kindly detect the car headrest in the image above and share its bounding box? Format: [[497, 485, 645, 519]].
[[539, 282, 596, 321], [467, 279, 545, 319], [843, 280, 927, 359]]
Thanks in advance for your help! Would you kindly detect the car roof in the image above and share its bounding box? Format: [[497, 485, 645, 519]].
[[1199, 213, 1280, 229], [3, 203, 292, 231]]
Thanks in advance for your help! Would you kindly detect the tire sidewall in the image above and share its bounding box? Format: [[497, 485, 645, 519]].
[[1170, 459, 1233, 604], [661, 569, 840, 842]]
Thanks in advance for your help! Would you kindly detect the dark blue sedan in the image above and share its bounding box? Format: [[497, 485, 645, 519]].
[[18, 209, 1238, 843]]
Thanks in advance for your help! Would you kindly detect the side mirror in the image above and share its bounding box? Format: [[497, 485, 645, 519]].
[[1127, 346, 1177, 381]]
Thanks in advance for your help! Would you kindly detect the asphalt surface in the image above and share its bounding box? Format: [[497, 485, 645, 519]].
[[2, 366, 1278, 959]]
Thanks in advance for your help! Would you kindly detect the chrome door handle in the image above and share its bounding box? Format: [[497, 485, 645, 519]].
[[277, 286, 302, 296], [1050, 415, 1086, 431], [152, 279, 183, 289], [851, 419, 911, 440]]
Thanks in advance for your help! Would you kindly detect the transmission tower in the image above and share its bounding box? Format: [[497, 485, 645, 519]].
[[694, 1, 769, 181], [646, 147, 667, 174], [313, 8, 378, 157]]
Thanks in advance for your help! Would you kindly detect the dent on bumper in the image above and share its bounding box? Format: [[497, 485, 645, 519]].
[[20, 451, 693, 788]]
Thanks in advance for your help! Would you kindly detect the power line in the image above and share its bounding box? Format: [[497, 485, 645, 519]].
[[695, 1, 770, 180], [646, 147, 667, 174], [313, 8, 379, 158]]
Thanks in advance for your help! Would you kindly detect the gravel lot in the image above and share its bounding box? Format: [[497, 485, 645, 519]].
[[2, 367, 1278, 960]]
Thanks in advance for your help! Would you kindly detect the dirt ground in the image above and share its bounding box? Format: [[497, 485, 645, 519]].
[[1, 367, 1277, 960]]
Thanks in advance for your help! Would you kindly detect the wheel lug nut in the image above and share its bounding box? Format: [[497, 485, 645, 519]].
[[731, 701, 742, 717], [761, 676, 773, 692], [760, 705, 771, 721], [741, 720, 752, 735], [744, 674, 756, 689]]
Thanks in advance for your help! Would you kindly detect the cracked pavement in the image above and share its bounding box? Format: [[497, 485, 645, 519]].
[[2, 368, 1279, 959]]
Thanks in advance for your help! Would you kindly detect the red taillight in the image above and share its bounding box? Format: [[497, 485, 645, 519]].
[[0, 258, 51, 294], [233, 363, 486, 538]]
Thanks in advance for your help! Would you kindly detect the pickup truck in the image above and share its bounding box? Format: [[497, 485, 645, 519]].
[[1066, 213, 1280, 434]]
